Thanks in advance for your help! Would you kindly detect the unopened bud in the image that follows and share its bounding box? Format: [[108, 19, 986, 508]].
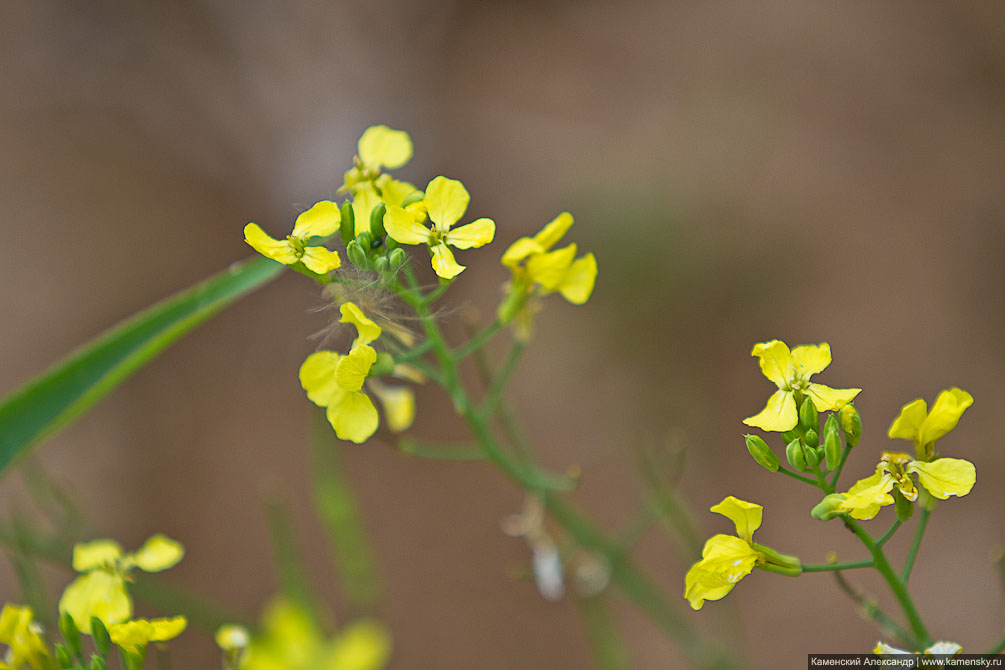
[[786, 438, 807, 471], [824, 420, 842, 471], [55, 644, 73, 669], [388, 247, 406, 271], [745, 434, 779, 472], [838, 404, 861, 447], [59, 611, 81, 658], [355, 231, 373, 250], [371, 352, 394, 378], [373, 256, 389, 274], [89, 655, 106, 670], [91, 618, 110, 656], [804, 429, 818, 447], [346, 240, 369, 269], [385, 236, 399, 251], [802, 442, 820, 469], [799, 399, 819, 431], [370, 203, 387, 239], [811, 494, 848, 521], [339, 201, 355, 246], [781, 430, 800, 445]]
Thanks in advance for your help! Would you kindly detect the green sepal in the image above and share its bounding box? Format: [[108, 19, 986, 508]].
[[370, 202, 387, 239], [55, 643, 74, 669], [744, 434, 779, 472], [59, 610, 82, 658], [385, 236, 400, 251], [90, 655, 107, 670], [892, 487, 914, 522], [91, 618, 111, 656], [811, 493, 847, 521], [339, 201, 355, 247], [401, 190, 425, 208]]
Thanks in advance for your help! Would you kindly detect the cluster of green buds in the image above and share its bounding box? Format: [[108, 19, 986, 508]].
[[746, 398, 861, 475]]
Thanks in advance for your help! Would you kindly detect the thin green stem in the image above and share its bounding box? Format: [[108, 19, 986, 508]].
[[775, 465, 817, 486], [479, 340, 526, 419], [901, 507, 930, 583], [814, 469, 835, 494], [843, 519, 932, 647], [392, 339, 434, 364], [832, 569, 916, 648], [802, 559, 874, 572], [876, 520, 902, 548], [398, 437, 486, 461], [453, 320, 503, 360], [985, 636, 1005, 655]]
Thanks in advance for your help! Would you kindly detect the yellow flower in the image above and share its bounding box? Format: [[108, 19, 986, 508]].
[[383, 176, 495, 279], [109, 616, 187, 656], [888, 388, 973, 460], [244, 201, 342, 274], [300, 302, 412, 443], [215, 624, 251, 652], [357, 125, 412, 171], [828, 452, 976, 520], [242, 599, 392, 670], [343, 126, 421, 236], [743, 340, 861, 432], [0, 604, 53, 670], [874, 640, 962, 655], [59, 535, 184, 632], [685, 497, 799, 610], [500, 212, 597, 305]]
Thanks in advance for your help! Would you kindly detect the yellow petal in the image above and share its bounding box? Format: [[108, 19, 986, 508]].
[[369, 381, 415, 432], [907, 458, 976, 500], [325, 619, 393, 670], [558, 253, 597, 305], [918, 388, 974, 447], [525, 244, 576, 291], [840, 470, 894, 520], [300, 351, 342, 406], [710, 496, 762, 541], [376, 175, 420, 208], [501, 237, 542, 268], [874, 641, 910, 654], [132, 534, 184, 572], [244, 223, 298, 265], [149, 616, 187, 642], [214, 624, 250, 652], [751, 340, 792, 388], [327, 391, 379, 443], [335, 345, 377, 392], [358, 125, 413, 170], [805, 383, 861, 412], [742, 389, 797, 432], [430, 243, 465, 279], [925, 642, 963, 655], [383, 206, 432, 245], [446, 218, 495, 249], [59, 571, 132, 630], [684, 534, 759, 610], [300, 246, 341, 274], [351, 182, 383, 237], [292, 200, 341, 239], [789, 343, 832, 377], [424, 176, 469, 231], [533, 212, 574, 251], [888, 398, 928, 443], [72, 539, 123, 572], [109, 619, 155, 654], [340, 302, 382, 346]]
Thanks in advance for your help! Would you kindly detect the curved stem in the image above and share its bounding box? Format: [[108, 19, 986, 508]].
[[831, 569, 916, 648], [876, 520, 902, 548], [775, 465, 817, 486], [802, 559, 873, 572], [902, 508, 930, 583]]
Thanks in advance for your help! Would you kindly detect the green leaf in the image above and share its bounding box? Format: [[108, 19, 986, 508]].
[[0, 256, 283, 476]]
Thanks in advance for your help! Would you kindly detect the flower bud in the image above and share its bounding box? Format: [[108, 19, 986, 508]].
[[802, 442, 820, 469], [59, 611, 81, 658], [385, 236, 399, 251], [839, 403, 861, 448], [346, 240, 369, 269], [370, 202, 387, 239], [355, 231, 373, 250], [811, 494, 848, 521], [373, 256, 389, 274], [799, 398, 819, 431], [388, 247, 406, 271], [89, 655, 106, 670], [804, 429, 818, 447], [370, 352, 395, 378], [339, 201, 355, 246], [55, 644, 73, 669], [786, 438, 806, 471], [781, 430, 800, 445], [745, 434, 779, 472], [91, 618, 110, 656], [823, 418, 842, 471]]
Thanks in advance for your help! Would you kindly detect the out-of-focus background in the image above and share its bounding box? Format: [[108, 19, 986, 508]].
[[1, 1, 1003, 668]]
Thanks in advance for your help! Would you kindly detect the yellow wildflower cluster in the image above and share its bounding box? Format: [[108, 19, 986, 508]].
[[0, 605, 52, 670]]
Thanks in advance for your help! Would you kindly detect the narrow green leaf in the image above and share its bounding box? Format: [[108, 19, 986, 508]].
[[0, 256, 283, 475]]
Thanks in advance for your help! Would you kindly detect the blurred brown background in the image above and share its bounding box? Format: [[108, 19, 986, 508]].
[[1, 1, 1003, 668]]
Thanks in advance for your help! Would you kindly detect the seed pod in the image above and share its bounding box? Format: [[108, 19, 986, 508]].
[[339, 201, 355, 247], [745, 434, 780, 472]]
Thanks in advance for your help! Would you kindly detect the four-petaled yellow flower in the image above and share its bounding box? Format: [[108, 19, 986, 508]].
[[109, 617, 187, 656], [344, 125, 421, 236], [58, 535, 184, 632], [383, 176, 495, 279], [300, 302, 415, 443], [828, 451, 976, 520], [0, 604, 52, 670], [685, 496, 798, 610], [244, 201, 342, 274], [743, 340, 861, 432], [239, 599, 392, 670], [888, 387, 973, 460]]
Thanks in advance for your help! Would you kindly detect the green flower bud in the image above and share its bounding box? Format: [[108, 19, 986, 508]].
[[893, 487, 914, 522], [804, 429, 818, 447], [388, 247, 406, 271], [385, 235, 399, 251], [802, 442, 820, 469], [824, 422, 842, 471], [91, 618, 110, 656], [799, 398, 819, 431], [370, 202, 387, 239], [401, 190, 425, 208], [838, 403, 861, 448], [745, 434, 780, 472], [355, 231, 373, 250], [55, 644, 73, 669], [339, 201, 355, 247], [373, 256, 389, 274], [371, 352, 395, 378], [811, 494, 848, 521], [90, 654, 107, 670], [786, 438, 806, 471], [346, 240, 369, 269], [59, 610, 81, 658], [781, 430, 800, 445]]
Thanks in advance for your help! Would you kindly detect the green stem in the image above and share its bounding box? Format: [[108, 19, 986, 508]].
[[901, 507, 930, 583], [479, 340, 526, 419], [844, 519, 932, 647], [453, 320, 503, 360], [392, 339, 434, 364], [876, 520, 902, 548], [985, 636, 1005, 655], [398, 437, 486, 461], [802, 559, 873, 572], [832, 569, 916, 648], [775, 465, 817, 486]]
